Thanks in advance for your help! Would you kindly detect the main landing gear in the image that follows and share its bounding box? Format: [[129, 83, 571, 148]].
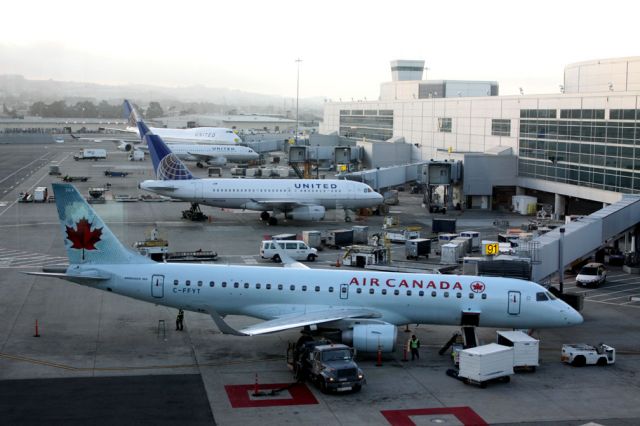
[[260, 211, 278, 226], [182, 203, 208, 221]]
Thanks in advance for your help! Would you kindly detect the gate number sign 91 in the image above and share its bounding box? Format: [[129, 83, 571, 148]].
[[485, 243, 499, 255]]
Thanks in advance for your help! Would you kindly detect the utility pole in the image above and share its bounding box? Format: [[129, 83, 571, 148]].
[[295, 58, 302, 143]]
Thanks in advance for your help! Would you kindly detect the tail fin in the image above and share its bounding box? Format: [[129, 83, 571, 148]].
[[123, 99, 137, 128], [52, 183, 153, 265], [137, 120, 194, 181]]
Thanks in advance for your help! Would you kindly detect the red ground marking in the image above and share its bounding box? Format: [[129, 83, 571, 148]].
[[381, 406, 488, 426], [224, 382, 318, 408]]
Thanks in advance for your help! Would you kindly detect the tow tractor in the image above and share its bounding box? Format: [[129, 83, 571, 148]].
[[561, 343, 616, 366], [287, 338, 365, 393]]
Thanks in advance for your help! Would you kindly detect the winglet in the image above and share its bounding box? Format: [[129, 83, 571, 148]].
[[209, 308, 248, 336]]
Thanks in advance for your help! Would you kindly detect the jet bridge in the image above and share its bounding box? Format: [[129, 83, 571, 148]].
[[531, 194, 640, 283]]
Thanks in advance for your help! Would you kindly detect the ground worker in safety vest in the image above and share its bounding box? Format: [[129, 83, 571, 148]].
[[176, 309, 184, 331], [409, 335, 420, 360]]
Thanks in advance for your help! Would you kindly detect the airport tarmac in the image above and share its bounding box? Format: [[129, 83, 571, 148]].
[[0, 141, 639, 425]]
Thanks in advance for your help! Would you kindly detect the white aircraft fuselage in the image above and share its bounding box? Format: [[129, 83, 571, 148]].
[[167, 144, 258, 163], [68, 262, 581, 330], [127, 126, 241, 145], [139, 178, 383, 211]]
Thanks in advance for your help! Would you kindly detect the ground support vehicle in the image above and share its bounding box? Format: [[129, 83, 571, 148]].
[[287, 339, 364, 393], [73, 148, 107, 161], [261, 240, 317, 262], [561, 343, 615, 366], [104, 170, 130, 177], [61, 175, 89, 182], [576, 263, 607, 287]]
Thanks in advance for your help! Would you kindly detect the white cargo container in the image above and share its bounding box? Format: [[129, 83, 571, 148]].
[[458, 343, 514, 387], [451, 236, 472, 254], [496, 331, 539, 371], [459, 231, 480, 251], [302, 230, 322, 249], [511, 195, 537, 215], [33, 186, 48, 202], [440, 243, 463, 264]]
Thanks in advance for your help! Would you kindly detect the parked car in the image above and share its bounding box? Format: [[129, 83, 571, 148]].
[[576, 262, 607, 287]]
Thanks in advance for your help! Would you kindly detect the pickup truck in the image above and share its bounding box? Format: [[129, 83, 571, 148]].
[[561, 343, 615, 366], [287, 338, 365, 393]]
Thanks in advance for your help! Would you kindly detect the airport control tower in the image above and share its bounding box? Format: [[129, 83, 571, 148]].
[[390, 60, 426, 81]]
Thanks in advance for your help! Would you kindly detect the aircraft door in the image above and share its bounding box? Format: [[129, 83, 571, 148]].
[[152, 275, 164, 298], [340, 283, 349, 300], [507, 291, 521, 315]]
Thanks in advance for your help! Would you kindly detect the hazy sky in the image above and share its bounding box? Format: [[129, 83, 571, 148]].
[[1, 0, 638, 100]]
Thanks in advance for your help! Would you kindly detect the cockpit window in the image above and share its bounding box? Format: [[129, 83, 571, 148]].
[[536, 292, 549, 301]]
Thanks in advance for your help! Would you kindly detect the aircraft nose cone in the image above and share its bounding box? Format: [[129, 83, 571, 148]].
[[564, 308, 584, 325]]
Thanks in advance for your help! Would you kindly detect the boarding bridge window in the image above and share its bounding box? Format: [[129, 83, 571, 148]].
[[536, 292, 549, 301], [438, 117, 452, 133], [491, 119, 511, 136], [186, 280, 191, 287], [382, 289, 387, 295], [174, 280, 179, 286], [209, 281, 214, 287]]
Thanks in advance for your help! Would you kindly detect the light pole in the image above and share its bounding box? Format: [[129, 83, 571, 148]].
[[295, 58, 302, 143]]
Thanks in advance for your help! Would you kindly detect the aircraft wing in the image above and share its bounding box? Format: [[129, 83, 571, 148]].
[[250, 199, 317, 210], [101, 127, 138, 134], [186, 151, 221, 162], [70, 135, 140, 145], [239, 308, 383, 335]]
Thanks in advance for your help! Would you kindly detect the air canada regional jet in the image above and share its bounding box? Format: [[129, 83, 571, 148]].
[[24, 184, 583, 352]]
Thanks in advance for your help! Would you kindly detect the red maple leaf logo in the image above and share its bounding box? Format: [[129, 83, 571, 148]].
[[471, 281, 486, 293], [66, 218, 102, 259]]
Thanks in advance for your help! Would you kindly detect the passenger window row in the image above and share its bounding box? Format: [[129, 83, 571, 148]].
[[170, 280, 488, 300]]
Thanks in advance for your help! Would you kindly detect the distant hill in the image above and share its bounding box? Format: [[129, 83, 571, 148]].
[[0, 74, 324, 114]]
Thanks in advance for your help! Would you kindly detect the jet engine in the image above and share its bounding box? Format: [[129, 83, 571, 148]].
[[208, 156, 227, 166], [342, 324, 397, 353], [117, 141, 133, 152], [285, 205, 325, 221]]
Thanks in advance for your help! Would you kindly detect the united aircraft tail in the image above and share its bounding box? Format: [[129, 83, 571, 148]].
[[123, 99, 137, 128], [52, 183, 153, 265], [137, 119, 194, 181]]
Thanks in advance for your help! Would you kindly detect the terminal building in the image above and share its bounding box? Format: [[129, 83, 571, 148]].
[[320, 57, 640, 216]]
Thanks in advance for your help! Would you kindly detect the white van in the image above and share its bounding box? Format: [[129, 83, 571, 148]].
[[260, 240, 318, 262]]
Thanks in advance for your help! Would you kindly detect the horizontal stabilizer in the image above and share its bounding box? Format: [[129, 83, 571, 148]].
[[239, 308, 381, 336], [22, 271, 111, 283]]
